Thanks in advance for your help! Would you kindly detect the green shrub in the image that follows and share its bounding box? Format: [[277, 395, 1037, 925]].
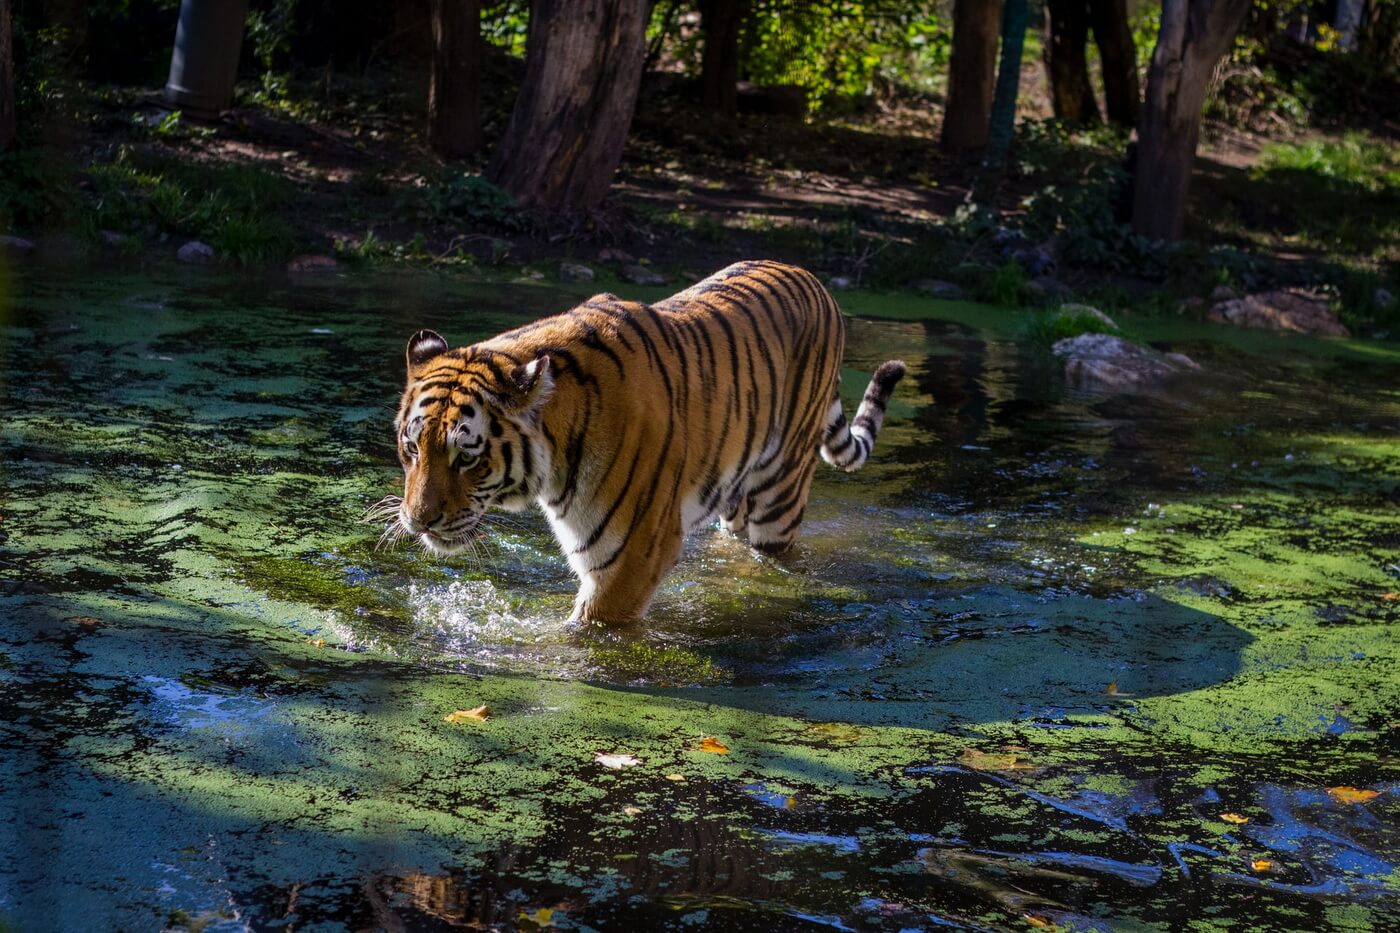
[[424, 172, 520, 229]]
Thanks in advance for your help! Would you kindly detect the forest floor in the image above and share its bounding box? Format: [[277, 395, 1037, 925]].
[[8, 66, 1400, 332]]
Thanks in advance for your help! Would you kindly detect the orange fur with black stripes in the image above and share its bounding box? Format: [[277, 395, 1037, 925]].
[[390, 260, 905, 624]]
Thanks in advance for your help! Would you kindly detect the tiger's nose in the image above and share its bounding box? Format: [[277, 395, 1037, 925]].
[[401, 509, 443, 534]]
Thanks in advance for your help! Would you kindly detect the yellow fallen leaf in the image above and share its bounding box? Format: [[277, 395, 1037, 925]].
[[67, 615, 103, 628], [1024, 913, 1055, 929], [595, 752, 640, 769], [307, 638, 325, 648], [696, 736, 729, 754], [959, 747, 1036, 772], [622, 805, 642, 816], [1252, 858, 1274, 872], [444, 705, 491, 724], [785, 796, 797, 809], [1380, 592, 1399, 600], [519, 907, 554, 926], [1327, 786, 1380, 804], [1104, 681, 1134, 697], [665, 772, 686, 782], [1220, 812, 1250, 824]]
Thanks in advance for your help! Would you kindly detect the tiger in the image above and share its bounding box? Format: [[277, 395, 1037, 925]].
[[387, 260, 905, 624]]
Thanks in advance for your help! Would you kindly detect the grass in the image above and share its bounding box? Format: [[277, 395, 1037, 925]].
[[83, 148, 297, 264]]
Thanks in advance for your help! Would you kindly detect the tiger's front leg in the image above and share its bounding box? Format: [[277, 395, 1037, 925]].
[[568, 525, 684, 625]]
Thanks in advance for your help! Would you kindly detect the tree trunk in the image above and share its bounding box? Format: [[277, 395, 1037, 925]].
[[0, 0, 14, 151], [700, 0, 744, 116], [487, 0, 650, 212], [941, 0, 1003, 155], [429, 0, 482, 158], [1131, 0, 1251, 241], [1044, 0, 1099, 124], [986, 0, 1029, 167], [1089, 0, 1139, 128]]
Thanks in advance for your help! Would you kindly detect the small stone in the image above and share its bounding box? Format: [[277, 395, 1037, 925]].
[[176, 240, 215, 264], [1374, 287, 1395, 312], [0, 234, 35, 256], [287, 254, 341, 274], [596, 247, 635, 263], [828, 275, 854, 289], [559, 262, 595, 283], [1209, 288, 1349, 337], [620, 263, 666, 285], [913, 279, 965, 299]]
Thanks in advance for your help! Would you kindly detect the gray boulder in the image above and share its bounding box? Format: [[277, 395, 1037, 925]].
[[559, 262, 595, 283], [1209, 288, 1349, 337], [1053, 333, 1199, 390], [620, 263, 667, 285], [176, 240, 215, 264]]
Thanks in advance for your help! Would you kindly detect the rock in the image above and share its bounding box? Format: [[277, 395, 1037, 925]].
[[620, 263, 666, 286], [1209, 285, 1238, 302], [559, 262, 595, 283], [1055, 303, 1117, 330], [913, 279, 965, 299], [1374, 287, 1395, 312], [287, 254, 341, 274], [828, 275, 854, 290], [0, 234, 35, 256], [1053, 333, 1199, 390], [1209, 288, 1349, 337], [1024, 275, 1069, 302], [176, 240, 215, 264], [596, 247, 635, 264]]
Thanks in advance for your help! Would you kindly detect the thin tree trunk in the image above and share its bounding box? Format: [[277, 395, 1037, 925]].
[[429, 0, 482, 158], [941, 0, 1003, 155], [986, 0, 1029, 167], [700, 0, 744, 116], [1089, 0, 1139, 128], [487, 0, 650, 212], [1044, 0, 1099, 124], [1131, 0, 1251, 241], [0, 0, 14, 151]]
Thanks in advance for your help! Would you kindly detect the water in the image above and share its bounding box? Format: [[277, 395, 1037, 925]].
[[1, 267, 1397, 931]]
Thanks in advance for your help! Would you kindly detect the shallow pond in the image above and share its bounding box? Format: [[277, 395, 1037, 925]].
[[1, 267, 1397, 931]]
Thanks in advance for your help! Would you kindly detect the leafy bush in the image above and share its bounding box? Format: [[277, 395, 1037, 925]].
[[1023, 307, 1119, 344], [424, 172, 521, 230]]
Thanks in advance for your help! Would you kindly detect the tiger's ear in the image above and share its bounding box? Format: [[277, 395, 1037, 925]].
[[406, 329, 448, 371], [501, 354, 554, 412]]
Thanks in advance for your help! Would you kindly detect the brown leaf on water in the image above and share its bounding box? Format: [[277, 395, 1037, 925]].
[[66, 615, 103, 629], [958, 747, 1036, 772], [1104, 681, 1134, 697], [1380, 592, 1399, 600], [1327, 786, 1380, 804], [696, 736, 729, 755], [444, 705, 491, 724], [1024, 913, 1055, 929], [518, 907, 555, 926], [306, 638, 325, 648], [1252, 858, 1274, 872], [1220, 812, 1250, 824]]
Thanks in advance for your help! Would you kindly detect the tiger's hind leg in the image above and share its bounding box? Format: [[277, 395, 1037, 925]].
[[745, 457, 818, 555]]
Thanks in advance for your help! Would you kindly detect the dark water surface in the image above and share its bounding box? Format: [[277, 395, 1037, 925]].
[[1, 268, 1397, 931]]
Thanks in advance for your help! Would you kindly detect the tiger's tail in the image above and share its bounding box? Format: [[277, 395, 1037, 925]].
[[820, 360, 907, 472]]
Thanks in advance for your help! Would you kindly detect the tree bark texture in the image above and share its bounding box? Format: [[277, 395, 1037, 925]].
[[1089, 0, 1139, 128], [986, 0, 1029, 167], [1131, 0, 1251, 241], [700, 0, 745, 116], [1045, 0, 1100, 124], [941, 0, 1003, 155], [429, 0, 483, 158], [487, 0, 650, 212], [0, 0, 14, 151]]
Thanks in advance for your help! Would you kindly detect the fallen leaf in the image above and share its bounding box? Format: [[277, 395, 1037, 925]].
[[696, 736, 729, 754], [518, 907, 554, 926], [1220, 812, 1250, 824], [1252, 858, 1274, 872], [1327, 786, 1380, 804], [1229, 503, 1245, 510], [665, 772, 686, 782], [784, 796, 797, 809], [444, 705, 490, 724], [1380, 592, 1399, 600], [1104, 681, 1133, 696], [802, 722, 862, 744], [622, 805, 642, 816], [1024, 913, 1055, 929], [595, 752, 640, 769], [66, 615, 102, 628], [307, 638, 325, 648], [959, 747, 1036, 772]]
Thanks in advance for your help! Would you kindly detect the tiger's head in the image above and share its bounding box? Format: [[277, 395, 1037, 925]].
[[391, 329, 554, 556]]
